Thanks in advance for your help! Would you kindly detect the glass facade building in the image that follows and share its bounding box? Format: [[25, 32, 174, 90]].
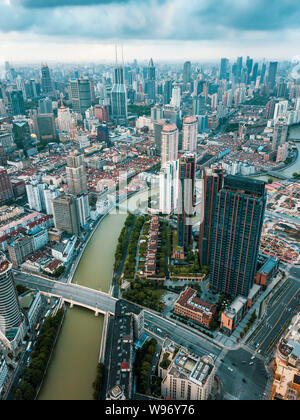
[[209, 176, 266, 298]]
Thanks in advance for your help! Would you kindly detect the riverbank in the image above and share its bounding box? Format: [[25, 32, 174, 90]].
[[37, 188, 150, 400]]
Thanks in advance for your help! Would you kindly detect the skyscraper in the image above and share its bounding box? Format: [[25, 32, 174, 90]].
[[209, 176, 266, 298], [39, 97, 53, 114], [159, 160, 179, 214], [111, 66, 128, 122], [153, 119, 166, 156], [268, 62, 278, 90], [66, 151, 87, 195], [251, 62, 259, 83], [52, 195, 81, 237], [219, 58, 229, 81], [0, 253, 23, 332], [246, 56, 253, 81], [0, 170, 14, 204], [177, 154, 196, 250], [161, 123, 179, 168], [41, 64, 53, 95], [163, 79, 173, 105], [272, 118, 288, 153], [183, 61, 191, 89], [171, 84, 181, 108], [57, 104, 73, 133], [235, 57, 243, 83], [145, 58, 156, 103], [8, 90, 25, 116], [182, 116, 198, 152], [198, 167, 223, 267], [69, 77, 92, 116], [12, 116, 31, 152]]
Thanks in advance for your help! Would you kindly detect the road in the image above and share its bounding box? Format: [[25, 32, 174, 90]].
[[247, 276, 300, 357], [144, 312, 222, 360]]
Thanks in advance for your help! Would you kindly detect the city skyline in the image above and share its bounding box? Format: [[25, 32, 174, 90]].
[[1, 0, 300, 62]]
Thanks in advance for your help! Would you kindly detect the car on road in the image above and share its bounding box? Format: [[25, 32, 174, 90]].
[[249, 362, 254, 366], [228, 367, 234, 372], [251, 355, 255, 360]]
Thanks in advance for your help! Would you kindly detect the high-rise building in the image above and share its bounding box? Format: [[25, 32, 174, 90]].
[[7, 235, 34, 268], [111, 67, 128, 122], [33, 112, 57, 143], [251, 62, 259, 83], [171, 84, 181, 108], [66, 151, 87, 195], [182, 116, 198, 152], [145, 58, 156, 103], [39, 97, 53, 114], [234, 57, 243, 83], [274, 100, 288, 120], [246, 56, 253, 81], [52, 195, 81, 237], [8, 90, 25, 116], [12, 116, 31, 152], [43, 185, 59, 215], [192, 95, 206, 116], [0, 253, 23, 332], [159, 160, 179, 214], [41, 64, 53, 95], [209, 176, 266, 298], [151, 104, 163, 122], [76, 194, 90, 227], [260, 62, 267, 84], [161, 123, 179, 168], [199, 167, 224, 267], [96, 123, 110, 146], [163, 79, 173, 105], [69, 77, 92, 116], [265, 99, 276, 120], [57, 105, 73, 133], [0, 170, 14, 204], [177, 154, 196, 250], [183, 61, 192, 89], [153, 119, 166, 156], [220, 58, 229, 81], [26, 179, 44, 212], [268, 62, 278, 90], [272, 118, 288, 153]]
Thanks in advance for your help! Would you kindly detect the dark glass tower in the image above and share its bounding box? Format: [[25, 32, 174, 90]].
[[41, 64, 52, 95], [209, 176, 266, 298], [267, 62, 278, 90], [111, 66, 127, 122], [177, 154, 196, 250], [183, 61, 191, 88], [199, 167, 223, 267], [145, 58, 156, 103], [220, 58, 229, 81]]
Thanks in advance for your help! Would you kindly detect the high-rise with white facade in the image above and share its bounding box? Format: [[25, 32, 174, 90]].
[[171, 84, 181, 108], [182, 116, 198, 152], [57, 105, 73, 133], [161, 123, 179, 168], [0, 253, 23, 333], [159, 160, 179, 214]]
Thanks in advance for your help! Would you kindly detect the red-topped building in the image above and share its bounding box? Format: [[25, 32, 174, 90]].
[[174, 287, 217, 328]]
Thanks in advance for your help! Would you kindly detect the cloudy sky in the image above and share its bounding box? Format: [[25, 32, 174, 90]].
[[1, 0, 300, 63]]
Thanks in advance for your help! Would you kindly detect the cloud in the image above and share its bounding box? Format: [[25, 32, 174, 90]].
[[1, 0, 300, 44], [19, 0, 132, 7]]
